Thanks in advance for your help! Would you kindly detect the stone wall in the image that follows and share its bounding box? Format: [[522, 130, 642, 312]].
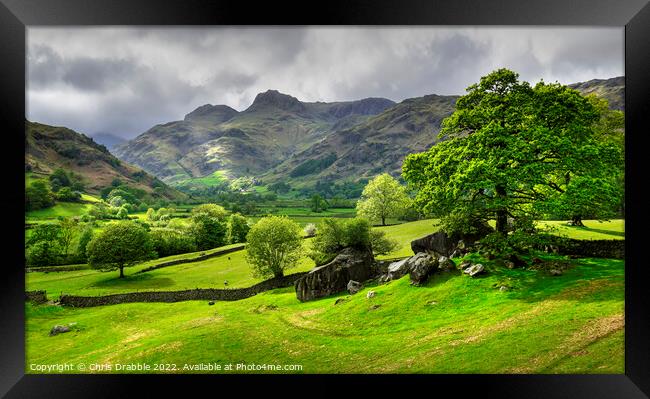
[[537, 235, 624, 259], [25, 290, 48, 304], [135, 244, 246, 274], [58, 272, 307, 308]]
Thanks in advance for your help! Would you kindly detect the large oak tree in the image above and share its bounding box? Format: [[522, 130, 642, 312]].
[[402, 68, 622, 236]]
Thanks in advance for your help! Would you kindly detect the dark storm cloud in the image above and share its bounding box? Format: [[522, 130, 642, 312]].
[[26, 27, 623, 140]]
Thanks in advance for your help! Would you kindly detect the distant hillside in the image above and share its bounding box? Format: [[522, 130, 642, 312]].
[[25, 121, 187, 201], [113, 92, 396, 184], [114, 76, 624, 192], [569, 76, 624, 111]]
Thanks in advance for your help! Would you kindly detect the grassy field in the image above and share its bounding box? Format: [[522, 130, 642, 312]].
[[26, 219, 439, 298], [537, 219, 625, 240], [26, 255, 624, 374], [25, 218, 625, 374], [26, 202, 94, 221]]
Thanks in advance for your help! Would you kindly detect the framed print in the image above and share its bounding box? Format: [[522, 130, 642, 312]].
[[1, 0, 649, 397]]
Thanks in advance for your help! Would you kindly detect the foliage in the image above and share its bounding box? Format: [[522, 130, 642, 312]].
[[403, 68, 622, 236], [25, 180, 55, 211], [356, 173, 411, 225], [290, 153, 337, 177], [310, 194, 328, 213], [309, 218, 372, 265], [226, 213, 251, 244], [86, 221, 156, 278], [189, 204, 228, 250], [75, 226, 94, 261], [369, 229, 400, 256], [150, 227, 197, 257], [56, 187, 82, 202], [245, 216, 303, 278], [268, 181, 291, 194], [57, 217, 78, 255]]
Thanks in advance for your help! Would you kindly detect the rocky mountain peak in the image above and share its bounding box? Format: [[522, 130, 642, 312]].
[[184, 104, 239, 123], [248, 90, 306, 113]]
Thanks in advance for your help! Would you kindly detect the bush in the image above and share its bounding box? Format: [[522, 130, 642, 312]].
[[309, 218, 372, 265], [56, 187, 81, 202], [25, 180, 55, 211], [369, 230, 400, 255], [190, 204, 228, 250]]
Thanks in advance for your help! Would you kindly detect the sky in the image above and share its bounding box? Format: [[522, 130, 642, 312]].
[[26, 26, 624, 140]]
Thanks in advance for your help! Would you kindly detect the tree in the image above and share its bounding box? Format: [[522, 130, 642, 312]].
[[25, 180, 55, 211], [150, 227, 197, 257], [402, 68, 620, 236], [26, 223, 62, 266], [57, 217, 78, 256], [56, 187, 81, 202], [189, 203, 228, 250], [86, 221, 155, 278], [356, 173, 411, 226], [75, 226, 94, 261], [310, 194, 328, 213], [245, 216, 303, 278], [226, 213, 250, 244]]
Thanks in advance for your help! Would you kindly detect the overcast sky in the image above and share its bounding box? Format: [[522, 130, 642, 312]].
[[27, 26, 623, 140]]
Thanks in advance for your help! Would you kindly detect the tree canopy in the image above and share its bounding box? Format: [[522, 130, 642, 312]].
[[402, 68, 623, 235], [356, 173, 411, 226], [86, 221, 155, 278], [245, 216, 303, 278]]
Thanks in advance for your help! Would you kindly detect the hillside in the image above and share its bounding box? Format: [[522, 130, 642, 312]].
[[114, 92, 395, 184], [25, 121, 187, 201], [114, 77, 624, 191]]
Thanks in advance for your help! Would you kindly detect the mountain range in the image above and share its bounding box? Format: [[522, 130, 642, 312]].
[[108, 76, 624, 192]]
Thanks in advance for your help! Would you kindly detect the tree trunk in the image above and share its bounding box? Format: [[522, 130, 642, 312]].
[[381, 216, 386, 226], [570, 215, 585, 227], [119, 266, 125, 278], [274, 271, 284, 279], [495, 185, 508, 235]]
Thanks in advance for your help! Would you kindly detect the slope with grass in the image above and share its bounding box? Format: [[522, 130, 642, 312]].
[[26, 254, 624, 374]]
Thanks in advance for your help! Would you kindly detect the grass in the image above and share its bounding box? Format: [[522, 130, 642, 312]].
[[26, 202, 94, 221], [537, 220, 625, 240], [25, 255, 624, 374]]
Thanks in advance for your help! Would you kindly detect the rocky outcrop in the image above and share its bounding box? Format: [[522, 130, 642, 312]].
[[410, 224, 492, 257], [295, 247, 375, 302], [408, 253, 439, 286]]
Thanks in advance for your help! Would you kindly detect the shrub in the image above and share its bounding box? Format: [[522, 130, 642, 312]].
[[309, 217, 372, 265], [56, 187, 81, 202], [369, 230, 400, 255], [25, 180, 55, 211]]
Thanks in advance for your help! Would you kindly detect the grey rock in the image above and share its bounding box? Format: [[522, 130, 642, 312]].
[[464, 263, 485, 277], [459, 260, 472, 270], [437, 256, 456, 271], [410, 224, 492, 257], [295, 247, 374, 302], [347, 280, 363, 294], [504, 260, 516, 269], [450, 250, 460, 259], [499, 286, 509, 291], [387, 258, 410, 280], [550, 269, 563, 276], [409, 252, 438, 286], [49, 325, 71, 336], [366, 290, 376, 299]]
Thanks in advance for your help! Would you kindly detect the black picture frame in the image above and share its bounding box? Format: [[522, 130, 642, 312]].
[[1, 0, 649, 397]]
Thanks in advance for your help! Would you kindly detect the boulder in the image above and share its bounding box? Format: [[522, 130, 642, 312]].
[[549, 269, 563, 276], [408, 252, 438, 286], [347, 280, 363, 294], [411, 231, 457, 257], [504, 260, 516, 269], [49, 325, 71, 336], [459, 260, 472, 270], [295, 247, 374, 301], [437, 256, 456, 272], [387, 258, 410, 280], [410, 224, 492, 257], [464, 263, 485, 277], [366, 290, 376, 299]]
